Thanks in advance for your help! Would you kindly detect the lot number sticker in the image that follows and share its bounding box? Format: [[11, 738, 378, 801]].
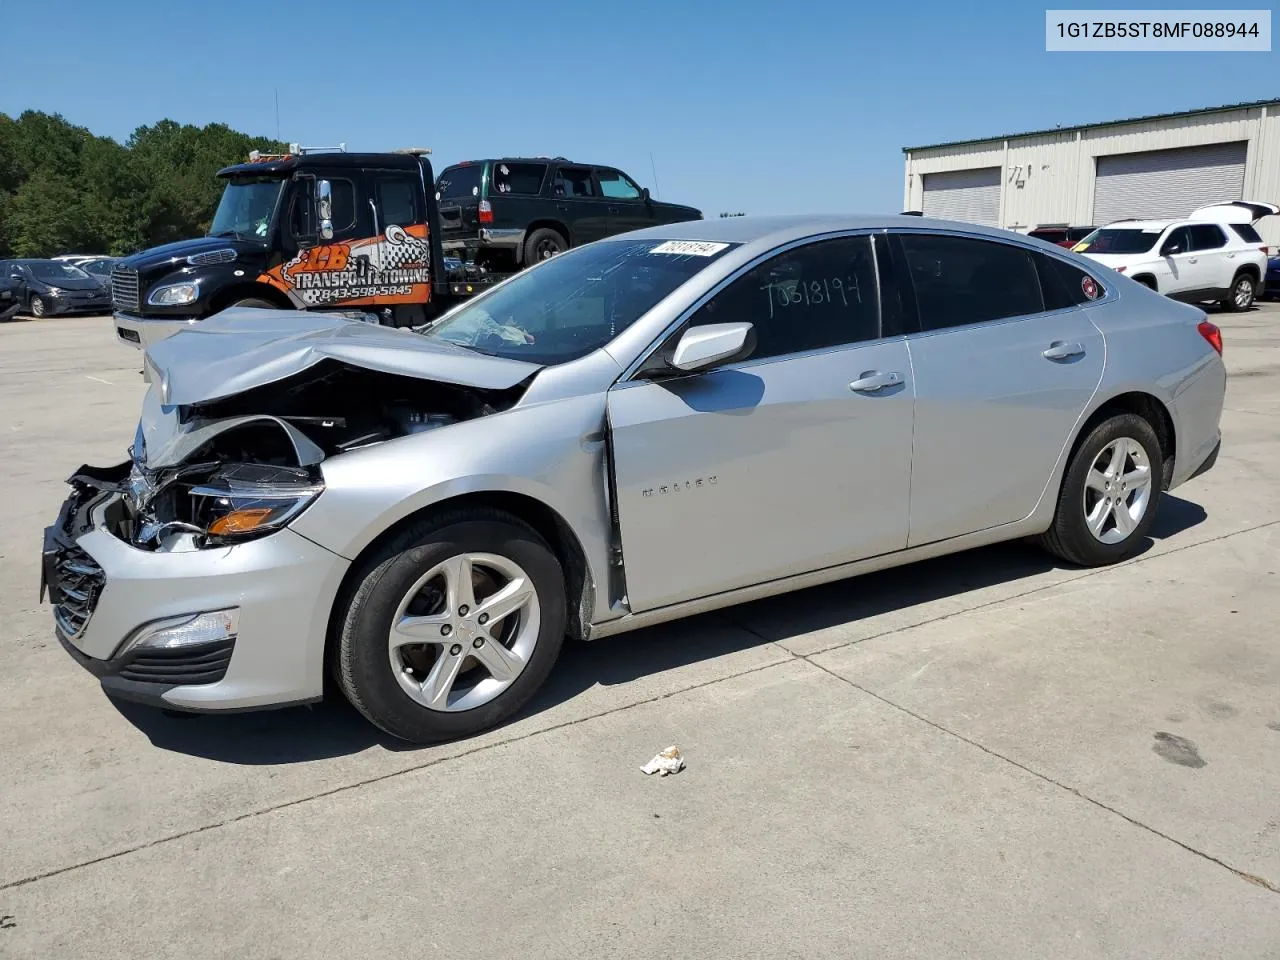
[[650, 241, 730, 257]]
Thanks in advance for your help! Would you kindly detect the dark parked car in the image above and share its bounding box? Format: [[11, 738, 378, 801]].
[[1265, 253, 1280, 299], [1028, 225, 1095, 248], [435, 157, 701, 269], [1, 259, 111, 317], [0, 272, 20, 322]]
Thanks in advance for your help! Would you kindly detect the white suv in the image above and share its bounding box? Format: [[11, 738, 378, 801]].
[[1074, 200, 1277, 311]]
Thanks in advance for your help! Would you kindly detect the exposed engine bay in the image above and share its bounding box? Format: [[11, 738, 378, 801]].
[[90, 359, 530, 551]]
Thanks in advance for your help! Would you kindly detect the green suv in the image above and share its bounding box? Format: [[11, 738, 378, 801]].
[[435, 158, 702, 270]]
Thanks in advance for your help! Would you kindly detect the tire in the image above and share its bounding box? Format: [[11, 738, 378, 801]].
[[1035, 412, 1164, 567], [28, 295, 46, 318], [1222, 272, 1256, 312], [335, 509, 566, 743], [1133, 276, 1158, 292], [523, 227, 567, 265], [228, 297, 277, 309]]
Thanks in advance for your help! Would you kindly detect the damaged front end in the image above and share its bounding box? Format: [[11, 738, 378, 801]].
[[113, 357, 529, 551]]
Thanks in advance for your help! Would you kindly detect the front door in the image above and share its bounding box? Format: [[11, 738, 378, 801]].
[[607, 235, 915, 613], [550, 165, 609, 245], [893, 232, 1106, 546], [1156, 225, 1205, 297], [596, 167, 653, 235]]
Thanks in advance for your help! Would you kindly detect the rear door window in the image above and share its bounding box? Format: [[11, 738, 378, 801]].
[[490, 162, 547, 196], [898, 234, 1044, 331], [1189, 223, 1226, 251], [436, 165, 483, 201], [552, 166, 596, 199]]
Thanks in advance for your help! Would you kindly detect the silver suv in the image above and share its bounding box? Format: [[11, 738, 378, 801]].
[[43, 216, 1226, 743]]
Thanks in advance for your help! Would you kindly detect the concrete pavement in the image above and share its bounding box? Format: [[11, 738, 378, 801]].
[[1, 307, 1278, 958]]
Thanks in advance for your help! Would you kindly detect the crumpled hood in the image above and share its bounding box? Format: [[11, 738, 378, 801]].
[[143, 307, 542, 406]]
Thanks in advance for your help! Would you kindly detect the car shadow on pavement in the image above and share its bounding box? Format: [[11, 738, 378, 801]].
[[111, 493, 1207, 763]]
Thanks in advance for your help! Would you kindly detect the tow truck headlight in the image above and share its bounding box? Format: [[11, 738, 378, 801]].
[[148, 281, 201, 306], [188, 472, 324, 544]]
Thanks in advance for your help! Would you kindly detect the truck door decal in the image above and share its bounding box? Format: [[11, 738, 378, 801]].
[[259, 223, 432, 307]]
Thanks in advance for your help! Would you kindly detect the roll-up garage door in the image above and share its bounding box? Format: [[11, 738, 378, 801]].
[[1092, 142, 1246, 225], [921, 168, 1001, 226]]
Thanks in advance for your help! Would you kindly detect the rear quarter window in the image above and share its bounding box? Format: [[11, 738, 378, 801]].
[[1036, 254, 1106, 310], [490, 162, 547, 196], [1229, 223, 1264, 244]]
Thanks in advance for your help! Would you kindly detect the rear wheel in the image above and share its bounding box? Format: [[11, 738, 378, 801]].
[[1223, 273, 1255, 312], [1036, 413, 1163, 567], [523, 227, 567, 265], [28, 295, 46, 317], [336, 510, 566, 743]]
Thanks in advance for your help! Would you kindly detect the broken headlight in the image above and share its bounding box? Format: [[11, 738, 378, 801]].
[[187, 464, 323, 544]]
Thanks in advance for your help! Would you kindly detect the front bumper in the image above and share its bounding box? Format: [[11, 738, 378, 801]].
[[44, 295, 111, 316], [113, 311, 200, 350], [44, 474, 350, 711]]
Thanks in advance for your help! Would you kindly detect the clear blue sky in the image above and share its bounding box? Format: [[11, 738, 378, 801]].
[[2, 0, 1275, 216]]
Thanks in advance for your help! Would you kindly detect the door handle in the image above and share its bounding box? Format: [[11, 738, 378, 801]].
[[556, 203, 569, 212], [1187, 257, 1198, 263], [1042, 340, 1084, 360], [849, 370, 903, 393]]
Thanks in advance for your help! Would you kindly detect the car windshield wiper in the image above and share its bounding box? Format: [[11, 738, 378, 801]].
[[209, 230, 245, 239]]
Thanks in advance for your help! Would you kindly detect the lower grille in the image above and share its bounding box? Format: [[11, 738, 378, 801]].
[[118, 638, 235, 686], [110, 266, 139, 312], [117, 326, 140, 343], [51, 545, 105, 639]]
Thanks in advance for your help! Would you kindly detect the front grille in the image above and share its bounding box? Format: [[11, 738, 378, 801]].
[[110, 266, 139, 312], [52, 544, 105, 640], [119, 638, 234, 686]]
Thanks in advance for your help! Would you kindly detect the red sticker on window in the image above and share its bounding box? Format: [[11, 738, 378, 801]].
[[1081, 276, 1099, 300]]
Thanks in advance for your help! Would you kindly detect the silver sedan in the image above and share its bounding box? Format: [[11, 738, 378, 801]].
[[42, 216, 1226, 742]]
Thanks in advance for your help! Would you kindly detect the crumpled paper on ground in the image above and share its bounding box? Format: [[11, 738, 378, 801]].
[[640, 745, 685, 776]]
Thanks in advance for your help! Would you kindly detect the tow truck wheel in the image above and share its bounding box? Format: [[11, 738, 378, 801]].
[[228, 298, 277, 309]]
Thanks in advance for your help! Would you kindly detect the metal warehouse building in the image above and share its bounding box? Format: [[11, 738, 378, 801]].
[[902, 98, 1280, 246]]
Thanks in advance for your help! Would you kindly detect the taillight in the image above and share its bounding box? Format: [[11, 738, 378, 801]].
[[1197, 320, 1223, 356], [1260, 246, 1269, 255], [1115, 266, 1127, 273], [478, 200, 493, 224]]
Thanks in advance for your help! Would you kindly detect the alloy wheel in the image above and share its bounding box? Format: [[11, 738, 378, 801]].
[[388, 552, 541, 712], [1234, 277, 1254, 310], [1082, 437, 1153, 544], [29, 296, 45, 317]]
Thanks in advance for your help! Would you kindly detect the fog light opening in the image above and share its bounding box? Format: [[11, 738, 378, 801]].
[[119, 608, 240, 655]]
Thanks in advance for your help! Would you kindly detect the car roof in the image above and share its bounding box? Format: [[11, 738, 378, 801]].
[[1101, 219, 1176, 231], [614, 214, 1034, 247]]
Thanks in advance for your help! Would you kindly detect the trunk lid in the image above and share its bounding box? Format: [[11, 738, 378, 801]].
[[1187, 200, 1280, 225]]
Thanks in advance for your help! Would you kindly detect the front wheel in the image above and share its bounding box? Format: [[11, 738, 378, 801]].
[[1223, 273, 1255, 312], [228, 297, 278, 309], [28, 295, 46, 317], [335, 510, 566, 743], [1036, 413, 1164, 567]]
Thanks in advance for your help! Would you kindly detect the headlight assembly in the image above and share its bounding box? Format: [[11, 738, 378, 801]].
[[147, 280, 201, 306], [187, 464, 323, 544]]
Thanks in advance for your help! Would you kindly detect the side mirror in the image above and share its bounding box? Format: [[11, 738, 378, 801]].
[[317, 180, 334, 239], [640, 187, 651, 203], [669, 322, 756, 372], [1162, 243, 1183, 256]]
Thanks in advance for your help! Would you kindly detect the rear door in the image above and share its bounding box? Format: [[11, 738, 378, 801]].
[[435, 163, 485, 241], [550, 165, 610, 245], [595, 167, 653, 235], [607, 234, 915, 612], [892, 232, 1106, 546], [1186, 222, 1231, 296]]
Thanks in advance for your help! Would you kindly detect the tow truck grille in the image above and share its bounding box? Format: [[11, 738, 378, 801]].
[[51, 544, 105, 640], [110, 266, 140, 312]]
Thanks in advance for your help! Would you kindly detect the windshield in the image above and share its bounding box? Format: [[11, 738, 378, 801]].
[[31, 261, 91, 281], [420, 238, 737, 364], [436, 164, 484, 202], [1074, 228, 1162, 255], [209, 177, 284, 239], [79, 258, 114, 278]]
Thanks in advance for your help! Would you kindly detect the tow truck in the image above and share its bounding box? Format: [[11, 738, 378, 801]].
[[110, 145, 500, 350]]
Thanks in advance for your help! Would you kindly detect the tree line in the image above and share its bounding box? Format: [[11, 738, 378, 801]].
[[0, 111, 286, 259]]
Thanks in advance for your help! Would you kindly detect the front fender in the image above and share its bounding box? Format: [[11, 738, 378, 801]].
[[287, 393, 614, 608]]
